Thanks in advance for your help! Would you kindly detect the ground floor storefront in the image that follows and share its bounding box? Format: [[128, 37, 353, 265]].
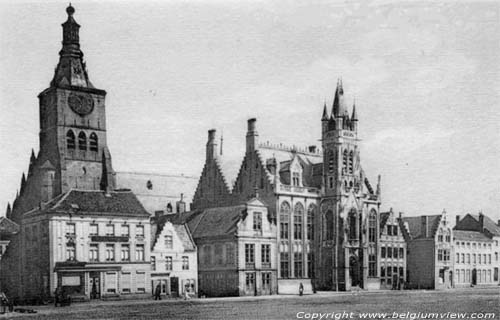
[[54, 262, 150, 301], [150, 273, 197, 298]]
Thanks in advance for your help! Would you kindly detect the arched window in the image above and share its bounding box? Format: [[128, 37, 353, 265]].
[[342, 149, 348, 172], [307, 204, 316, 241], [293, 203, 304, 240], [280, 202, 291, 240], [348, 209, 357, 240], [349, 151, 354, 174], [325, 210, 334, 240], [89, 132, 98, 152], [369, 210, 377, 243], [66, 130, 75, 150], [78, 131, 87, 150]]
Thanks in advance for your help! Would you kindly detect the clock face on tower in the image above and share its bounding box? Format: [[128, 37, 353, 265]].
[[67, 92, 94, 116]]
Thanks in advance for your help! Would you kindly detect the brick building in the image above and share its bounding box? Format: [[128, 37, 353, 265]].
[[400, 211, 453, 289], [191, 80, 382, 292], [453, 213, 500, 287], [379, 209, 406, 289], [173, 198, 278, 297]]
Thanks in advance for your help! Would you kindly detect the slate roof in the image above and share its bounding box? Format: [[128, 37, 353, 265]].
[[471, 214, 500, 236], [453, 230, 492, 242], [115, 171, 198, 214], [26, 189, 150, 218], [402, 215, 441, 239]]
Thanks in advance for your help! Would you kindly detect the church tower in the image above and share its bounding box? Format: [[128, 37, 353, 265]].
[[317, 80, 380, 291], [11, 5, 115, 220]]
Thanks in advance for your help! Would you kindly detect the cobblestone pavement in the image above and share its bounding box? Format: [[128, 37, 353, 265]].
[[1, 287, 498, 320]]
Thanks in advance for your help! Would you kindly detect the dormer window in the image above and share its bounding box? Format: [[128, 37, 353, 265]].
[[292, 172, 301, 186]]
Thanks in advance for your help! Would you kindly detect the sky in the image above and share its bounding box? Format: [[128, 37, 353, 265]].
[[0, 1, 499, 221]]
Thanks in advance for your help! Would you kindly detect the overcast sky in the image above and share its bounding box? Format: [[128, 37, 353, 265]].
[[0, 1, 499, 221]]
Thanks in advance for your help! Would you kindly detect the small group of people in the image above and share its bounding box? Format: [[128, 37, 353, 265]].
[[154, 283, 193, 300], [0, 292, 13, 314], [54, 287, 71, 307]]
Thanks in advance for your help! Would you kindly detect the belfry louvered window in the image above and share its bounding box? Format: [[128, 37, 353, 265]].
[[66, 130, 76, 149], [78, 131, 87, 150], [89, 132, 98, 151]]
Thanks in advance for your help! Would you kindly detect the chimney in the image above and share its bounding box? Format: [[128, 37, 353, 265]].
[[456, 215, 460, 226], [421, 215, 428, 238], [478, 212, 484, 231], [206, 129, 218, 161], [154, 210, 164, 219], [176, 193, 186, 214], [308, 145, 317, 153], [266, 158, 277, 175], [246, 118, 259, 154]]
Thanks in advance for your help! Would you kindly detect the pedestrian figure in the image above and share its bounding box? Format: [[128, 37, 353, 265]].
[[299, 282, 304, 296], [54, 287, 62, 307], [0, 292, 8, 314], [154, 284, 162, 300]]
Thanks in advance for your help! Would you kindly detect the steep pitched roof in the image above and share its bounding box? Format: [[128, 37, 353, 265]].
[[26, 190, 150, 218], [453, 230, 492, 242], [173, 224, 196, 251], [115, 171, 198, 214], [455, 213, 500, 237], [475, 214, 500, 236], [0, 216, 20, 237], [402, 215, 441, 240]]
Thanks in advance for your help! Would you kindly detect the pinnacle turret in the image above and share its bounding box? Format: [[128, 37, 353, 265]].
[[332, 79, 346, 118], [322, 102, 329, 121]]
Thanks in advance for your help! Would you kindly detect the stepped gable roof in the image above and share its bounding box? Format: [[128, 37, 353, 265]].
[[402, 215, 441, 239], [379, 211, 391, 230], [0, 216, 20, 238], [214, 156, 240, 191], [453, 230, 492, 242], [152, 214, 196, 251], [25, 189, 149, 218], [173, 224, 196, 251]]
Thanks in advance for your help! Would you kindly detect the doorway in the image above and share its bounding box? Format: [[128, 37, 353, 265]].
[[89, 272, 100, 299], [472, 269, 477, 285], [349, 256, 360, 287], [170, 277, 179, 297]]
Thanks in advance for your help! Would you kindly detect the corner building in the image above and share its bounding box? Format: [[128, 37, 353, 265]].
[[191, 80, 382, 292], [0, 6, 151, 302]]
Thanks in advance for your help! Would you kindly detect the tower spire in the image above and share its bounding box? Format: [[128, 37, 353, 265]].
[[332, 78, 345, 118], [51, 4, 94, 88], [322, 101, 329, 121], [351, 99, 358, 121]]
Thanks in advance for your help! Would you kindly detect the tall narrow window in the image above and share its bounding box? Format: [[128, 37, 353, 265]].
[[349, 151, 354, 174], [348, 209, 357, 240], [78, 131, 87, 151], [165, 233, 173, 249], [280, 202, 291, 239], [151, 256, 156, 271], [294, 203, 304, 240], [182, 256, 189, 270], [253, 212, 262, 231], [66, 130, 76, 150], [89, 132, 98, 151], [261, 244, 271, 267], [121, 244, 130, 261], [106, 244, 115, 261], [245, 244, 255, 267], [342, 149, 348, 172], [66, 243, 76, 261], [325, 210, 334, 240], [165, 256, 172, 270], [307, 205, 316, 241], [328, 150, 335, 173], [135, 244, 145, 261], [368, 210, 376, 243], [89, 244, 99, 262]]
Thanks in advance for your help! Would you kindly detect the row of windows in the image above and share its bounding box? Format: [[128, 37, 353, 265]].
[[67, 223, 145, 237], [245, 244, 272, 266], [455, 253, 496, 265], [327, 150, 356, 174], [280, 251, 314, 278], [151, 256, 189, 271], [69, 243, 145, 262], [245, 272, 273, 291], [201, 243, 235, 266], [279, 202, 315, 240], [437, 229, 451, 242], [455, 268, 498, 283], [383, 224, 399, 237], [66, 130, 98, 151], [381, 247, 404, 259], [381, 266, 405, 279], [455, 241, 496, 249]]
